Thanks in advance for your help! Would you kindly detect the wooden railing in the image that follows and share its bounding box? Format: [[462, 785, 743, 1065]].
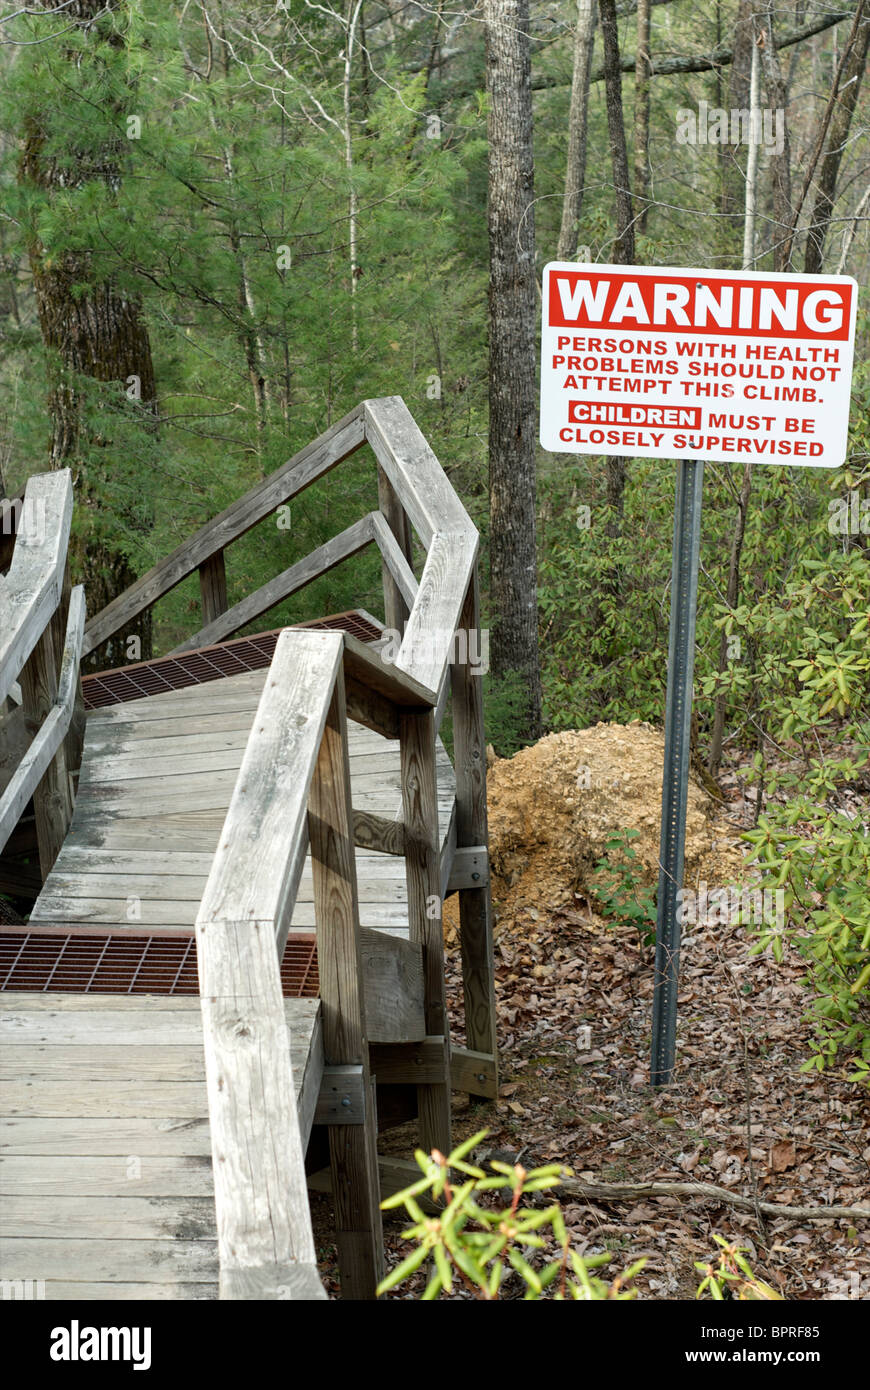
[[85, 395, 498, 1071], [191, 399, 497, 1300], [0, 470, 85, 878]]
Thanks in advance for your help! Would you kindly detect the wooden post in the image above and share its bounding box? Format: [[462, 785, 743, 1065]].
[[399, 706, 451, 1155], [309, 667, 384, 1300], [452, 568, 498, 1080], [377, 466, 412, 636], [53, 563, 85, 782], [18, 626, 72, 880], [198, 551, 228, 628]]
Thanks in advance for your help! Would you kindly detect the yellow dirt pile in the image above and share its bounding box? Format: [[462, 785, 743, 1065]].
[[453, 723, 744, 932]]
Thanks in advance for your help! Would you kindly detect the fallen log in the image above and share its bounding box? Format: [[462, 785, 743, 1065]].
[[561, 1178, 869, 1223]]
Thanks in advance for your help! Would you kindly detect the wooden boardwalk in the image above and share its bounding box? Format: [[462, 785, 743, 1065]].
[[28, 669, 456, 937], [0, 992, 322, 1300], [0, 399, 497, 1300]]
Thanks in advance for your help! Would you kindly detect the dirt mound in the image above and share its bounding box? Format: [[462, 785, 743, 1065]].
[[477, 723, 739, 927]]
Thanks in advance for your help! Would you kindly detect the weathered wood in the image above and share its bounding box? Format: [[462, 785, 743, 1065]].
[[450, 1046, 497, 1099], [396, 529, 478, 697], [446, 845, 489, 892], [196, 630, 343, 944], [399, 707, 451, 1154], [0, 586, 84, 859], [374, 470, 415, 632], [309, 669, 384, 1299], [171, 515, 376, 655], [198, 550, 229, 627], [221, 1263, 326, 1300], [370, 1036, 448, 1085], [195, 918, 323, 1298], [352, 807, 405, 857], [0, 1238, 218, 1284], [2, 1195, 216, 1241], [82, 404, 365, 657], [0, 470, 73, 705], [451, 569, 498, 1071], [359, 926, 425, 1042], [316, 1065, 366, 1125], [363, 397, 475, 545], [343, 630, 435, 709]]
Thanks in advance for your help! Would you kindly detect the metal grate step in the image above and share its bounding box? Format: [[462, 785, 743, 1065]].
[[81, 611, 381, 709], [0, 927, 319, 999]]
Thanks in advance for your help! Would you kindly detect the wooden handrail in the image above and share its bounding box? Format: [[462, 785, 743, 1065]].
[[168, 513, 378, 657], [196, 630, 343, 1300], [0, 470, 73, 705], [0, 585, 85, 855], [82, 403, 366, 658], [83, 395, 480, 711]]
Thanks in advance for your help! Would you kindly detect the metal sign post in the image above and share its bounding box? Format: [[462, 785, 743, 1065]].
[[650, 458, 704, 1086], [539, 261, 858, 1086]]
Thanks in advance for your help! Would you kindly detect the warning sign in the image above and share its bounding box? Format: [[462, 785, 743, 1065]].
[[540, 264, 857, 466]]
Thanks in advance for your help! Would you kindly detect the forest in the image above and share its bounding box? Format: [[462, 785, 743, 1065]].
[[0, 0, 868, 1312]]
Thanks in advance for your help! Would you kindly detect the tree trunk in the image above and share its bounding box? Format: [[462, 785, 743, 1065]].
[[557, 0, 598, 260], [599, 0, 635, 266], [633, 0, 651, 232], [19, 0, 157, 669], [804, 8, 870, 274], [599, 0, 634, 543], [742, 39, 761, 270], [485, 0, 543, 739], [757, 1, 793, 270], [708, 462, 753, 778], [720, 0, 757, 256]]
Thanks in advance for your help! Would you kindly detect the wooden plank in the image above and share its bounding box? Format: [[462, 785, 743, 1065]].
[[2, 1195, 216, 1241], [0, 998, 319, 1048], [0, 1117, 214, 1157], [450, 1046, 497, 1099], [195, 919, 322, 1297], [0, 587, 84, 860], [395, 529, 477, 697], [309, 669, 383, 1299], [0, 470, 73, 704], [451, 568, 498, 1071], [359, 925, 424, 1043], [29, 896, 413, 931], [198, 551, 228, 627], [196, 630, 343, 936], [26, 1281, 217, 1301], [170, 514, 376, 655], [16, 627, 69, 878], [446, 845, 489, 892], [399, 707, 451, 1154], [363, 397, 474, 545], [369, 1036, 447, 1085], [82, 405, 365, 656], [221, 1263, 326, 1300], [353, 808, 405, 857], [0, 1155, 215, 1197], [0, 1239, 218, 1284], [372, 478, 415, 630], [343, 631, 435, 709]]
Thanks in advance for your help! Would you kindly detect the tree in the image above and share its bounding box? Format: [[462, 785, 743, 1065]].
[[557, 0, 598, 261], [484, 0, 542, 738], [17, 0, 157, 665]]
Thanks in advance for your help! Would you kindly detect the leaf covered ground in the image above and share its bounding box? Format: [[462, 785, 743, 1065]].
[[312, 895, 868, 1300]]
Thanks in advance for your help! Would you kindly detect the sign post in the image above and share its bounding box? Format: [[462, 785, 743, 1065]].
[[539, 262, 857, 1085]]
